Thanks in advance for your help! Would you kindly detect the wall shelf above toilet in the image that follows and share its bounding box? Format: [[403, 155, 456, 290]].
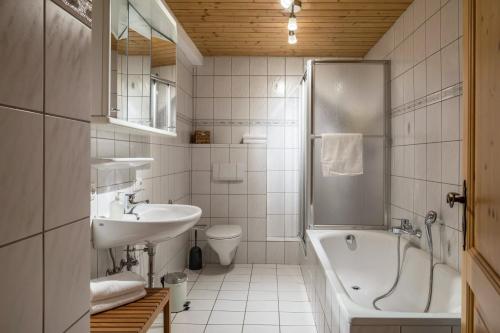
[[91, 157, 154, 170]]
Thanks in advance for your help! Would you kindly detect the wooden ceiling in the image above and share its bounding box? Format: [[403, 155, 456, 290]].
[[166, 0, 412, 57]]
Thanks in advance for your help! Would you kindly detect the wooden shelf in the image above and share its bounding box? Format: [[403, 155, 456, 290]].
[[91, 288, 170, 333]]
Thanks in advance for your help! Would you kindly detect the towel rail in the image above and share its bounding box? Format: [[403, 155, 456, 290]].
[[310, 134, 385, 139]]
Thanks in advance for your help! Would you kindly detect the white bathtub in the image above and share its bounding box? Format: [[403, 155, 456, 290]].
[[300, 229, 461, 333]]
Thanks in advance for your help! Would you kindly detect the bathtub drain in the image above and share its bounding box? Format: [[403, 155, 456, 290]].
[[351, 286, 360, 290]]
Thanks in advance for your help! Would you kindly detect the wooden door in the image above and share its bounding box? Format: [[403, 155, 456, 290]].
[[463, 0, 500, 332]]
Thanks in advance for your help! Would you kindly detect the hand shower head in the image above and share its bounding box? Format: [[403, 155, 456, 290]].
[[424, 211, 437, 225]]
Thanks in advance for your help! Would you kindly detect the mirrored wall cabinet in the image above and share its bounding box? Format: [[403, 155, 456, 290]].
[[91, 0, 177, 137]]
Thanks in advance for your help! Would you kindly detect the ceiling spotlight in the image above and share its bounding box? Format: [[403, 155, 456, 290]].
[[280, 0, 293, 9], [288, 14, 297, 31], [288, 31, 297, 44]]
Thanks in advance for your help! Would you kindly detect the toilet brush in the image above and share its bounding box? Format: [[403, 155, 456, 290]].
[[189, 229, 203, 270]]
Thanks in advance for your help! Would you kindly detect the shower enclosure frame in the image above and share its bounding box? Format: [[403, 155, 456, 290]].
[[300, 59, 391, 242]]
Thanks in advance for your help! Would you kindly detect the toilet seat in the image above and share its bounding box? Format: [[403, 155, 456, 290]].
[[206, 225, 241, 240]]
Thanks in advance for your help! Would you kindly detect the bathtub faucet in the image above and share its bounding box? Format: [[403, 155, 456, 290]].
[[390, 218, 422, 238]]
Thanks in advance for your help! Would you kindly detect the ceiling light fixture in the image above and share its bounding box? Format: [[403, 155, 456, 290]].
[[280, 0, 294, 9], [288, 13, 297, 31], [288, 31, 297, 44]]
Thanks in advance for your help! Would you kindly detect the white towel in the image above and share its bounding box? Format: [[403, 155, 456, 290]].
[[90, 271, 146, 302], [243, 134, 267, 144], [90, 288, 147, 314], [321, 133, 363, 176]]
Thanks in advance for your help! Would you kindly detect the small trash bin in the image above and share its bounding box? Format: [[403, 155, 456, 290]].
[[161, 272, 188, 313]]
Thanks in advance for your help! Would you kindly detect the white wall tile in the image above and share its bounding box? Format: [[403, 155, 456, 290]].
[[268, 76, 286, 98], [250, 57, 268, 76], [268, 57, 286, 75], [441, 0, 459, 47], [0, 108, 43, 245], [232, 76, 250, 97], [250, 76, 268, 97], [426, 52, 442, 93], [232, 98, 250, 119], [0, 235, 43, 332], [45, 1, 91, 121], [215, 57, 232, 75], [248, 195, 266, 218], [45, 220, 90, 333], [197, 76, 214, 97], [197, 57, 214, 75], [426, 12, 441, 57], [426, 103, 442, 142], [441, 40, 459, 88], [0, 0, 43, 111], [250, 98, 268, 119], [266, 242, 285, 264], [442, 97, 460, 141], [214, 76, 231, 97], [214, 98, 232, 119], [45, 117, 90, 229], [232, 57, 250, 75]]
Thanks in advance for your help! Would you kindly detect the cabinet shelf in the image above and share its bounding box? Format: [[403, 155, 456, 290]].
[[91, 157, 154, 170]]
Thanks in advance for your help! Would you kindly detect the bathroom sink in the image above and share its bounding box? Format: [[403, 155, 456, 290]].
[[92, 204, 202, 248]]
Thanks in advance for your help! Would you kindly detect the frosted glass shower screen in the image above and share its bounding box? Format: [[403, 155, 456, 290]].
[[309, 61, 389, 227]]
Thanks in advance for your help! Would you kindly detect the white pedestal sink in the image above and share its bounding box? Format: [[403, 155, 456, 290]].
[[92, 204, 202, 287], [92, 204, 202, 249]]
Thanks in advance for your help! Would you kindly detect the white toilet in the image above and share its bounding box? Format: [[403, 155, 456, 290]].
[[206, 225, 242, 265]]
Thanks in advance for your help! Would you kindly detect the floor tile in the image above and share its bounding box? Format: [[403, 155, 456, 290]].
[[186, 299, 215, 311], [173, 311, 211, 325], [243, 325, 280, 333], [244, 311, 279, 325], [253, 264, 277, 268], [251, 275, 277, 283], [205, 325, 243, 333], [277, 276, 303, 283], [214, 299, 247, 312], [253, 268, 276, 275], [248, 291, 278, 301], [217, 290, 248, 300], [250, 282, 277, 291], [279, 312, 315, 326], [198, 274, 226, 282], [277, 282, 306, 292], [279, 301, 312, 313], [221, 281, 249, 291], [224, 274, 251, 282], [171, 324, 205, 333], [278, 291, 308, 302], [246, 300, 278, 312], [192, 281, 222, 290], [209, 311, 245, 325], [280, 326, 317, 333], [187, 289, 218, 300]]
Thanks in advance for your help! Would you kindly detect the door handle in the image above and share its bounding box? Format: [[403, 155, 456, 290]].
[[446, 181, 467, 250]]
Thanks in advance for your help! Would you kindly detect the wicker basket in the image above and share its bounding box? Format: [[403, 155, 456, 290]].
[[193, 130, 211, 144]]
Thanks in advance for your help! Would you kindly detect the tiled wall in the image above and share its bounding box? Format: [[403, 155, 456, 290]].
[[90, 48, 195, 284], [1, 0, 92, 331], [365, 0, 464, 271], [191, 57, 305, 264]]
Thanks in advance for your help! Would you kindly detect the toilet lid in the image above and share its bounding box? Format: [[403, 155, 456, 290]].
[[206, 225, 242, 240]]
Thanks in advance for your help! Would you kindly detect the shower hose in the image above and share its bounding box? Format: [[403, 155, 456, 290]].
[[372, 231, 434, 312]]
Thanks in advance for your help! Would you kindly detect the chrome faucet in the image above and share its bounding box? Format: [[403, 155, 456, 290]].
[[124, 191, 150, 216], [390, 218, 422, 238]]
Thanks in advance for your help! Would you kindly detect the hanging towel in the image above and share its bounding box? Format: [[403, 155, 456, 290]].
[[90, 288, 147, 314], [321, 133, 363, 176], [90, 271, 146, 302]]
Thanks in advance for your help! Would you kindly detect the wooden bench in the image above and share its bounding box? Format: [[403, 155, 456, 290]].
[[91, 288, 170, 333]]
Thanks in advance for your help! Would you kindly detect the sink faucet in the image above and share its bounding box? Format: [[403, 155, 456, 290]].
[[124, 191, 150, 216], [390, 218, 422, 238]]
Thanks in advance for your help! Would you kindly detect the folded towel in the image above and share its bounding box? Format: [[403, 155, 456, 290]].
[[90, 288, 147, 314], [243, 138, 267, 144], [243, 134, 266, 140], [321, 133, 363, 176], [90, 271, 146, 302]]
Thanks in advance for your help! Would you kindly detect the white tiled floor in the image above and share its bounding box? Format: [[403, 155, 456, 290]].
[[170, 264, 316, 333]]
